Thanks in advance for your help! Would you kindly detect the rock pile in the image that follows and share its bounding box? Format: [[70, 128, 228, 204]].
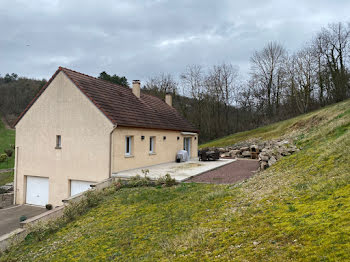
[[0, 182, 13, 194], [214, 139, 299, 170]]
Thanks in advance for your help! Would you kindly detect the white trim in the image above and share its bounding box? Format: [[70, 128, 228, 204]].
[[125, 136, 132, 155], [149, 136, 155, 154], [181, 132, 197, 136]]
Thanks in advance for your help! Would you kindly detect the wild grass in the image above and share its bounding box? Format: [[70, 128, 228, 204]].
[[1, 99, 349, 261], [200, 100, 349, 148]]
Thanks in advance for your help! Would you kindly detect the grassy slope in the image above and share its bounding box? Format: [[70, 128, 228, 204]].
[[0, 171, 13, 186], [1, 100, 350, 261], [0, 116, 15, 169], [200, 103, 349, 148]]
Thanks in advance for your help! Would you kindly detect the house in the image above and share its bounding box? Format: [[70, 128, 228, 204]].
[[13, 67, 198, 206]]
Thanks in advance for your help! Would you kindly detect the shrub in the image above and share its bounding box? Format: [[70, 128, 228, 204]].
[[45, 204, 53, 210], [156, 174, 177, 187], [164, 174, 177, 187], [126, 174, 155, 188], [85, 190, 103, 208], [4, 149, 13, 157], [0, 154, 8, 164]]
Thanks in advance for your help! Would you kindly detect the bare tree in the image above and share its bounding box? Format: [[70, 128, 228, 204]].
[[292, 46, 317, 113], [316, 22, 350, 102], [250, 41, 287, 116], [144, 73, 178, 96]]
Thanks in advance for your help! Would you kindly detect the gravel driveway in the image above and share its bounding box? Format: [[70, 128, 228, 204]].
[[185, 159, 259, 184]]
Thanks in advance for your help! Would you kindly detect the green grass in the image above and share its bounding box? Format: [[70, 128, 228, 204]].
[[1, 99, 350, 261], [0, 116, 15, 170], [0, 171, 13, 186]]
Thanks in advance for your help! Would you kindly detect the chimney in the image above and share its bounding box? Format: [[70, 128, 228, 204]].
[[165, 93, 172, 107], [132, 80, 141, 98]]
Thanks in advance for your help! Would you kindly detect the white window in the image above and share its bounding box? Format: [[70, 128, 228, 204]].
[[125, 136, 132, 155], [149, 136, 155, 153], [56, 135, 61, 149]]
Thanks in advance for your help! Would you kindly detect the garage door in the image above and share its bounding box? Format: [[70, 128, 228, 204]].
[[70, 180, 93, 196], [26, 176, 49, 206]]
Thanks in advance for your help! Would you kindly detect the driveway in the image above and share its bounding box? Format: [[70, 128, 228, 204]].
[[185, 159, 260, 184], [0, 205, 46, 236]]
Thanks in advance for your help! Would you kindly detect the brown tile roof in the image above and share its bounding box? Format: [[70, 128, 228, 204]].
[[15, 67, 198, 133]]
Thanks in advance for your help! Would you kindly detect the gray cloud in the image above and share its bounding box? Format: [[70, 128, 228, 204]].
[[1, 0, 349, 82]]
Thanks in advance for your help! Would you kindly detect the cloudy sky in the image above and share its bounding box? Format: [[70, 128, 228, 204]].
[[0, 0, 349, 82]]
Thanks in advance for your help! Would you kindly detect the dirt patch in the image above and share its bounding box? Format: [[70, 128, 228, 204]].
[[289, 115, 325, 131], [185, 159, 259, 184]]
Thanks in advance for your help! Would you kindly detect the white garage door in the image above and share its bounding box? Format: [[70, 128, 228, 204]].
[[70, 180, 93, 196], [26, 176, 49, 206]]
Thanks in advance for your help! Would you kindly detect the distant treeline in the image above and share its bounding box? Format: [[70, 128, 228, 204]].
[[143, 22, 350, 143], [0, 73, 46, 124], [1, 22, 349, 143]]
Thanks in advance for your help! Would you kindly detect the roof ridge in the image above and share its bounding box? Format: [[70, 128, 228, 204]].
[[59, 66, 131, 92], [15, 67, 198, 132]]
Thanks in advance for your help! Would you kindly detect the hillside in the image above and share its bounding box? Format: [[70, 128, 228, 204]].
[[0, 116, 15, 170], [1, 99, 349, 261]]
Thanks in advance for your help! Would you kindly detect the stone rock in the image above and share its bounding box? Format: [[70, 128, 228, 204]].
[[240, 146, 249, 152], [288, 146, 297, 152], [275, 154, 283, 160], [229, 150, 240, 157], [250, 144, 259, 152], [260, 161, 268, 170], [268, 156, 277, 166], [218, 148, 226, 153], [281, 151, 291, 156], [242, 151, 251, 157], [260, 155, 269, 161]]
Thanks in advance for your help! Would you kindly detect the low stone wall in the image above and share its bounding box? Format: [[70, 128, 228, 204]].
[[20, 206, 65, 229], [0, 193, 14, 209], [210, 138, 299, 170], [0, 228, 27, 253]]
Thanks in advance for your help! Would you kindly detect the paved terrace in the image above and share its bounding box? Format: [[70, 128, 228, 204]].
[[112, 158, 236, 182]]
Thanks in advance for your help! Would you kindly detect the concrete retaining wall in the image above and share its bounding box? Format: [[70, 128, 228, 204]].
[[20, 206, 65, 229], [0, 193, 14, 209], [62, 177, 116, 204]]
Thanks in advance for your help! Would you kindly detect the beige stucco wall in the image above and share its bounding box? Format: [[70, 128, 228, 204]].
[[111, 127, 198, 172], [15, 71, 114, 206]]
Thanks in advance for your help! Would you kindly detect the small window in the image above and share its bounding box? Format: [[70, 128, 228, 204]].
[[149, 136, 155, 154], [125, 136, 133, 155], [56, 135, 61, 149]]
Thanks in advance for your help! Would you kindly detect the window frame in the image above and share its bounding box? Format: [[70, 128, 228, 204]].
[[56, 135, 62, 149], [149, 136, 155, 154], [125, 136, 132, 156]]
